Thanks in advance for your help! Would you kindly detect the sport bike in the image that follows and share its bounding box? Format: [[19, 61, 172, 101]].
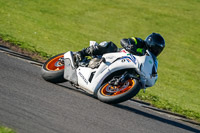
[[41, 48, 158, 104]]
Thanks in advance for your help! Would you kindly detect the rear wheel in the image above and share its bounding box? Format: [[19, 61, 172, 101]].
[[97, 78, 140, 104], [41, 53, 66, 83]]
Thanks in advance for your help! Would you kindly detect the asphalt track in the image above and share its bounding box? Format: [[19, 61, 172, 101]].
[[0, 48, 200, 133]]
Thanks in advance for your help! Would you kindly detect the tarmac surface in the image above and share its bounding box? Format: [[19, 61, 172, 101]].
[[0, 48, 199, 133]]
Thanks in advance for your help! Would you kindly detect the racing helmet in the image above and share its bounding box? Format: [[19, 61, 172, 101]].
[[145, 33, 165, 57]]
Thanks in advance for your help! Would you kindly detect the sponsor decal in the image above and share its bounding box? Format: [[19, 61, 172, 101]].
[[78, 72, 88, 84], [120, 49, 127, 53], [121, 59, 126, 62], [121, 55, 137, 64]]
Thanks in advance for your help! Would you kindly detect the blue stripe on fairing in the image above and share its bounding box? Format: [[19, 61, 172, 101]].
[[121, 56, 137, 64]]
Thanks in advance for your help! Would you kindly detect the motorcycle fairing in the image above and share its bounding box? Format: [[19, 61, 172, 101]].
[[64, 50, 157, 95], [76, 52, 140, 94]]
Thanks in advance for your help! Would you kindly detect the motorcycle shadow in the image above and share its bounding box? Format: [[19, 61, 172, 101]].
[[113, 103, 200, 133]]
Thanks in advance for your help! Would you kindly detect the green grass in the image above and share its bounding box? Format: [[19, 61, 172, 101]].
[[0, 126, 15, 133], [0, 0, 199, 121]]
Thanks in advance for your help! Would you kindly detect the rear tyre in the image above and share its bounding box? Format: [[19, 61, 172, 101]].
[[41, 53, 66, 83], [97, 79, 141, 104]]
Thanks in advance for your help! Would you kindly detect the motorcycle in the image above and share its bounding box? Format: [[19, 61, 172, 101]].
[[41, 46, 158, 104]]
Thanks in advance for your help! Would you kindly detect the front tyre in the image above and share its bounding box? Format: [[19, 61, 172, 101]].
[[41, 53, 66, 83], [97, 79, 141, 104]]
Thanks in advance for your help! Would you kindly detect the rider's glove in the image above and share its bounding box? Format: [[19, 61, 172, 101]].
[[120, 38, 137, 54]]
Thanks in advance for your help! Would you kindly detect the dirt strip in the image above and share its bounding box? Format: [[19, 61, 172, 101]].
[[0, 38, 46, 62]]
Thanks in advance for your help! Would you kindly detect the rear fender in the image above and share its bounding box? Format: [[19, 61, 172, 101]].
[[63, 51, 78, 84], [64, 51, 76, 68]]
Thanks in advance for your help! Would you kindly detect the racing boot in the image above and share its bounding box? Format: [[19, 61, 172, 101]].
[[75, 41, 118, 61], [74, 47, 91, 62]]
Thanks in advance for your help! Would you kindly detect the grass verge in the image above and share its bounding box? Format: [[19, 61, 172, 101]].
[[0, 126, 15, 133], [135, 92, 200, 122]]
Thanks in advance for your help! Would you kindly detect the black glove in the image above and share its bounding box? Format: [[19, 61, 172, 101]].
[[120, 38, 137, 54]]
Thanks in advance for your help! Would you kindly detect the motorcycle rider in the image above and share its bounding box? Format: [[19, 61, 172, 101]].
[[75, 33, 165, 88], [76, 33, 165, 60]]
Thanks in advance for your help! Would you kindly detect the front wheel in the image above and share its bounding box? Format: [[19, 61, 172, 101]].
[[41, 53, 66, 83], [97, 79, 141, 104]]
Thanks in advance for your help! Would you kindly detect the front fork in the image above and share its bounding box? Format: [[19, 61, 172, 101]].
[[108, 71, 139, 86], [109, 71, 147, 92]]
